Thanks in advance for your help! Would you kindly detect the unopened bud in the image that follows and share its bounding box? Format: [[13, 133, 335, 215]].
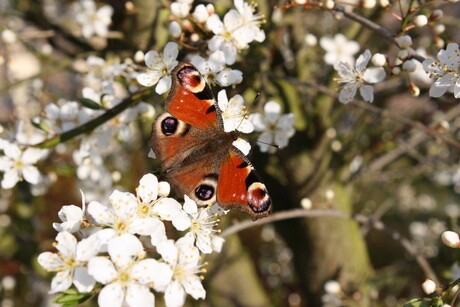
[[372, 53, 386, 66], [396, 35, 412, 49], [414, 15, 428, 27], [430, 9, 443, 21], [441, 231, 460, 248], [402, 59, 417, 72], [421, 279, 436, 294]]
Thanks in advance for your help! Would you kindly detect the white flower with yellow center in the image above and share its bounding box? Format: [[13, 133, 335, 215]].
[[137, 42, 179, 94], [73, 0, 113, 38], [0, 141, 48, 189], [250, 101, 296, 153], [334, 49, 386, 103], [423, 43, 460, 98], [182, 196, 222, 254], [38, 232, 100, 294], [88, 234, 173, 307], [157, 237, 206, 307]]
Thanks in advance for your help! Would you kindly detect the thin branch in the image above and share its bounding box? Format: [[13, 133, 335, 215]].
[[332, 4, 425, 62], [221, 209, 346, 238], [353, 214, 439, 284], [221, 208, 438, 283], [33, 88, 152, 148], [351, 100, 460, 150]]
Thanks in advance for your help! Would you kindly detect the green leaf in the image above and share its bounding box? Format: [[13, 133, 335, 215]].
[[79, 97, 102, 110], [403, 298, 433, 307], [430, 298, 444, 307], [31, 118, 53, 133], [52, 289, 92, 306]]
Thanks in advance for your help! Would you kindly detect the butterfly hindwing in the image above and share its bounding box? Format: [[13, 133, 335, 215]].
[[217, 148, 271, 220]]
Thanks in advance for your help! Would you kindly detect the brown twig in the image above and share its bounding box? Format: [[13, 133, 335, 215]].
[[221, 208, 439, 283]]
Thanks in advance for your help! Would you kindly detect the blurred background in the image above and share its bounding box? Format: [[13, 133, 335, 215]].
[[1, 0, 460, 306]]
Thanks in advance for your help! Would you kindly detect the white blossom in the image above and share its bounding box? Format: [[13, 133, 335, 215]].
[[206, 0, 265, 65], [250, 101, 295, 153], [320, 34, 360, 65], [190, 51, 243, 87], [217, 90, 253, 133], [137, 42, 179, 94], [423, 43, 460, 98], [158, 237, 206, 307], [38, 232, 100, 294], [73, 0, 113, 38], [182, 196, 220, 254], [88, 234, 173, 307], [334, 49, 386, 103], [0, 141, 48, 189], [53, 191, 86, 233]]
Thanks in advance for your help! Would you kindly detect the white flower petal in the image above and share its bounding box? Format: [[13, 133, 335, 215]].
[[98, 282, 124, 307], [149, 218, 168, 246], [157, 240, 178, 265], [87, 201, 115, 225], [165, 281, 186, 307], [154, 198, 191, 231], [137, 174, 159, 203], [183, 195, 198, 215], [132, 259, 173, 288], [355, 50, 371, 72], [88, 257, 117, 284], [232, 138, 251, 156], [249, 113, 267, 131], [108, 234, 143, 269], [73, 267, 96, 293], [22, 147, 46, 164], [22, 165, 40, 184], [2, 169, 19, 189], [363, 67, 386, 83], [55, 232, 77, 258], [182, 275, 206, 300], [137, 72, 158, 87], [155, 75, 172, 95], [50, 270, 72, 294], [359, 84, 374, 102], [125, 284, 154, 307], [76, 234, 101, 261], [38, 252, 64, 271], [163, 42, 179, 64]]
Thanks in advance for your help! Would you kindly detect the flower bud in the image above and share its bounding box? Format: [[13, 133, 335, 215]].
[[441, 231, 460, 248], [430, 9, 443, 21], [414, 15, 428, 27], [158, 181, 171, 197], [396, 35, 412, 49], [421, 279, 436, 294], [372, 53, 386, 66], [402, 59, 417, 72]]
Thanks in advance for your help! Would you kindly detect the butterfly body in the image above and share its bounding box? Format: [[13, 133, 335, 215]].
[[150, 63, 271, 220]]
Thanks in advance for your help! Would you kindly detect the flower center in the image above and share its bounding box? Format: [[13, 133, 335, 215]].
[[14, 160, 24, 170], [138, 203, 149, 217]]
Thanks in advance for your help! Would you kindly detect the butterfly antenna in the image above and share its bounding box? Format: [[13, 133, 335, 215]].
[[235, 93, 261, 131], [257, 140, 280, 150]]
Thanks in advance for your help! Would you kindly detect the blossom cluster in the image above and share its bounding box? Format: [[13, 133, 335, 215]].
[[38, 173, 224, 307]]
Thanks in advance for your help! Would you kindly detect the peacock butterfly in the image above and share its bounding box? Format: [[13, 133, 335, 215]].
[[150, 63, 271, 220]]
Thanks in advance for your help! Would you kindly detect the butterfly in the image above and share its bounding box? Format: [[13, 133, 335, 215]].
[[150, 63, 272, 220]]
